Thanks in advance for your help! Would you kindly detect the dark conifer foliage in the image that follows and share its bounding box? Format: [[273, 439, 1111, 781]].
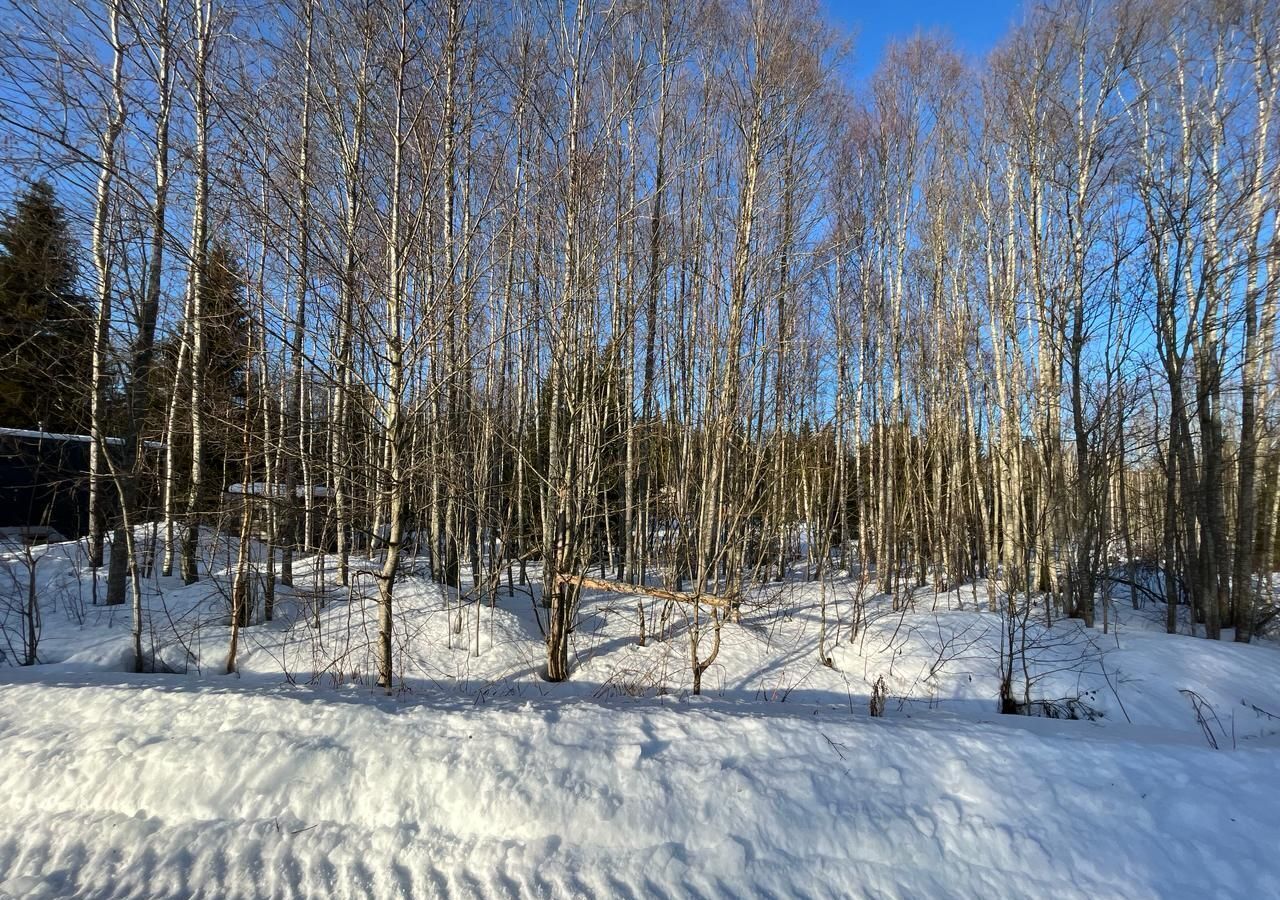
[[0, 181, 93, 432]]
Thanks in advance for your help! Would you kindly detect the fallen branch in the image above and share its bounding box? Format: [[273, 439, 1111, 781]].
[[1099, 572, 1180, 607], [555, 573, 732, 609]]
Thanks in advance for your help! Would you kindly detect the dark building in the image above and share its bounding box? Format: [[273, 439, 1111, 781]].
[[0, 429, 159, 541]]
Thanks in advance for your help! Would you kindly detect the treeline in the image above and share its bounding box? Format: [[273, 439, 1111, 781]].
[[0, 0, 1276, 684]]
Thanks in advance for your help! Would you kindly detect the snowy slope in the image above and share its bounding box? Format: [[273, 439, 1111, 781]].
[[1, 677, 1277, 900], [2, 535, 1279, 898]]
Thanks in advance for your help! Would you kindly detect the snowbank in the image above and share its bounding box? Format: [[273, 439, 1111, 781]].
[[0, 677, 1276, 899], [2, 536, 1279, 897]]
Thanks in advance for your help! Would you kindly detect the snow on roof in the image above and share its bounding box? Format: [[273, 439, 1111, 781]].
[[0, 427, 104, 444], [227, 482, 332, 499], [0, 427, 165, 449]]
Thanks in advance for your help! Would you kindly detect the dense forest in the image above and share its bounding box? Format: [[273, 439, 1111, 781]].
[[0, 0, 1276, 689]]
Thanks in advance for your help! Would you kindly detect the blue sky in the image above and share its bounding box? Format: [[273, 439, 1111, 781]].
[[824, 0, 1025, 79]]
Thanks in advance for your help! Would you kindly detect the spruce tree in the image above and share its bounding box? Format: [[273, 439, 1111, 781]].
[[0, 181, 94, 432], [200, 240, 250, 495]]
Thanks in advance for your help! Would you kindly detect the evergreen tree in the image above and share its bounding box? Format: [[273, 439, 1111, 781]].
[[199, 240, 251, 496], [0, 181, 94, 432], [201, 241, 250, 415]]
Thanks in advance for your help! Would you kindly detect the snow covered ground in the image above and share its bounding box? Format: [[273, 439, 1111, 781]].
[[1, 534, 1278, 898]]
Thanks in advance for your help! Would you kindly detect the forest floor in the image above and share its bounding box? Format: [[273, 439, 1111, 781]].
[[1, 533, 1278, 898]]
